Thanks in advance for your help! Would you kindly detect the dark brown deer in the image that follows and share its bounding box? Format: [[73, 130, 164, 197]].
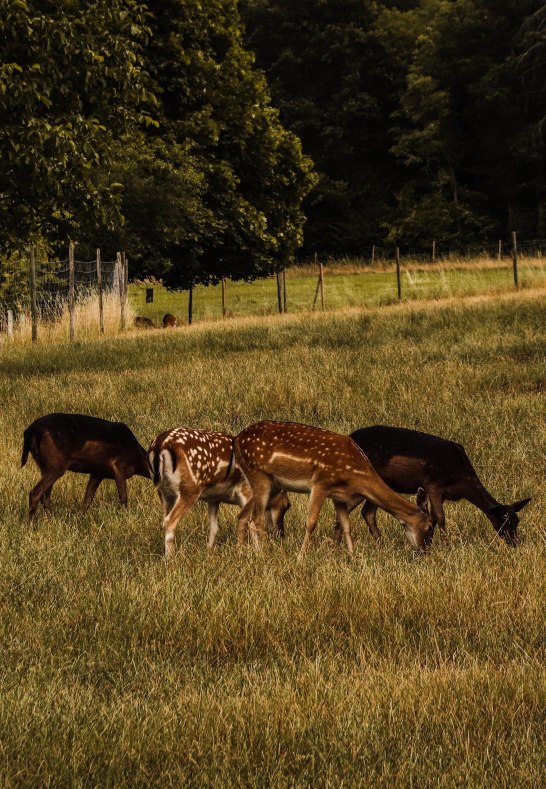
[[21, 413, 151, 515], [234, 421, 431, 556], [148, 427, 290, 556], [162, 313, 177, 328], [348, 426, 531, 545]]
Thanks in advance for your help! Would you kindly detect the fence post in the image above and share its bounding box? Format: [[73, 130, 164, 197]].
[[7, 309, 13, 339], [276, 271, 283, 314], [371, 244, 375, 265], [188, 284, 193, 325], [396, 246, 402, 300], [96, 247, 104, 334], [282, 270, 287, 313], [512, 231, 519, 289], [221, 277, 226, 318], [432, 240, 436, 262], [498, 239, 502, 261], [118, 251, 127, 330], [319, 261, 325, 310], [68, 241, 75, 341], [29, 246, 38, 342], [312, 253, 320, 310]]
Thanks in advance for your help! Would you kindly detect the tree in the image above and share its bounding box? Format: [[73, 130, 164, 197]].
[[117, 0, 315, 289], [0, 0, 153, 253]]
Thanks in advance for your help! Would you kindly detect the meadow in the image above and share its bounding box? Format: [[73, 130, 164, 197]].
[[0, 289, 545, 786], [129, 257, 546, 325]]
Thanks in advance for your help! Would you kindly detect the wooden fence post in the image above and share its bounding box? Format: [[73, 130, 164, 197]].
[[221, 277, 226, 318], [29, 246, 38, 342], [371, 244, 375, 265], [512, 231, 519, 289], [276, 271, 283, 314], [282, 270, 287, 313], [188, 284, 193, 325], [319, 261, 325, 310], [7, 309, 13, 339], [118, 251, 127, 330], [432, 239, 436, 262], [96, 247, 104, 334], [68, 241, 75, 341], [396, 246, 402, 300], [498, 239, 502, 261]]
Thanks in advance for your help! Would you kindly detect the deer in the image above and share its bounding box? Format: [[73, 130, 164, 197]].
[[148, 426, 290, 556], [347, 425, 532, 546], [21, 413, 151, 515], [234, 420, 432, 556]]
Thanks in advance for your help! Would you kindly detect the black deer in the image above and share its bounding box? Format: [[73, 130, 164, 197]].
[[345, 425, 531, 546], [22, 413, 151, 515]]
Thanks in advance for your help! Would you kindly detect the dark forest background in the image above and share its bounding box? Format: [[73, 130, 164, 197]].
[[1, 0, 545, 288]]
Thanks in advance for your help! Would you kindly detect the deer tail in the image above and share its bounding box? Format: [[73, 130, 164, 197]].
[[21, 426, 34, 467]]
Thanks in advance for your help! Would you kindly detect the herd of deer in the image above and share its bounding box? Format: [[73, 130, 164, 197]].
[[21, 412, 531, 556]]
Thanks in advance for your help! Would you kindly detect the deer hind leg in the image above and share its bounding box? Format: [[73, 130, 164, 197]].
[[269, 491, 290, 539], [207, 501, 220, 548], [334, 499, 361, 546], [82, 475, 103, 511], [333, 501, 354, 556], [300, 485, 328, 555], [424, 487, 446, 544], [162, 488, 201, 557], [362, 500, 382, 543], [29, 470, 64, 516]]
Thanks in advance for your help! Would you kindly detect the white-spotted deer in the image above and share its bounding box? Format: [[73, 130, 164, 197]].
[[234, 420, 432, 556], [148, 427, 290, 556]]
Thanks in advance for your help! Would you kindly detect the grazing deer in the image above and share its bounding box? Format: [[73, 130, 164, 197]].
[[348, 425, 532, 545], [162, 313, 177, 328], [148, 427, 290, 556], [234, 421, 431, 556], [21, 413, 151, 515]]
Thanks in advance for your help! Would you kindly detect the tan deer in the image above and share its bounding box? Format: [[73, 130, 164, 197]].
[[234, 420, 432, 555], [148, 426, 290, 556]]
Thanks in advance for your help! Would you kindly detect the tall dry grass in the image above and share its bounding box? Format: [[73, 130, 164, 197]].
[[0, 290, 544, 786]]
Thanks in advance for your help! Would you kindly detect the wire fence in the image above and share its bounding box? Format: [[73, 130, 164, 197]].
[[1, 236, 545, 343]]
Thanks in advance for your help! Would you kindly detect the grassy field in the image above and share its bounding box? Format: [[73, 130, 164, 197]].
[[129, 258, 546, 325], [0, 289, 545, 786]]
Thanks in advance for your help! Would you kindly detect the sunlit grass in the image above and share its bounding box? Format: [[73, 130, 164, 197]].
[[0, 290, 544, 785]]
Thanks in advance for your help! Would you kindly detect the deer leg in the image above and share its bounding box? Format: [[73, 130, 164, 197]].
[[333, 501, 354, 556], [42, 483, 55, 513], [426, 488, 446, 544], [269, 491, 290, 538], [82, 475, 103, 511], [334, 499, 360, 546], [113, 472, 128, 507], [362, 500, 382, 543], [207, 501, 220, 548], [162, 488, 201, 557], [300, 486, 328, 555], [29, 471, 64, 516]]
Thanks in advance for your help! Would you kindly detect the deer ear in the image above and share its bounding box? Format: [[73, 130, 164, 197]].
[[416, 487, 429, 511], [512, 497, 531, 512]]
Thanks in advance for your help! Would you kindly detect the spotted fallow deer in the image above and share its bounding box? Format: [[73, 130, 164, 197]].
[[234, 421, 432, 556], [148, 427, 290, 556]]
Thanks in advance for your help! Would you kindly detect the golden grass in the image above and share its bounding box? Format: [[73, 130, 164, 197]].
[[0, 291, 544, 785]]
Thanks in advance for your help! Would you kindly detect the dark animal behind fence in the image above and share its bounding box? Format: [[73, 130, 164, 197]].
[[21, 413, 151, 514], [349, 425, 531, 545]]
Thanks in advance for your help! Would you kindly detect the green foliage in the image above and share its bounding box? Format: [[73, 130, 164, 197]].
[[0, 0, 153, 251], [111, 0, 316, 289]]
